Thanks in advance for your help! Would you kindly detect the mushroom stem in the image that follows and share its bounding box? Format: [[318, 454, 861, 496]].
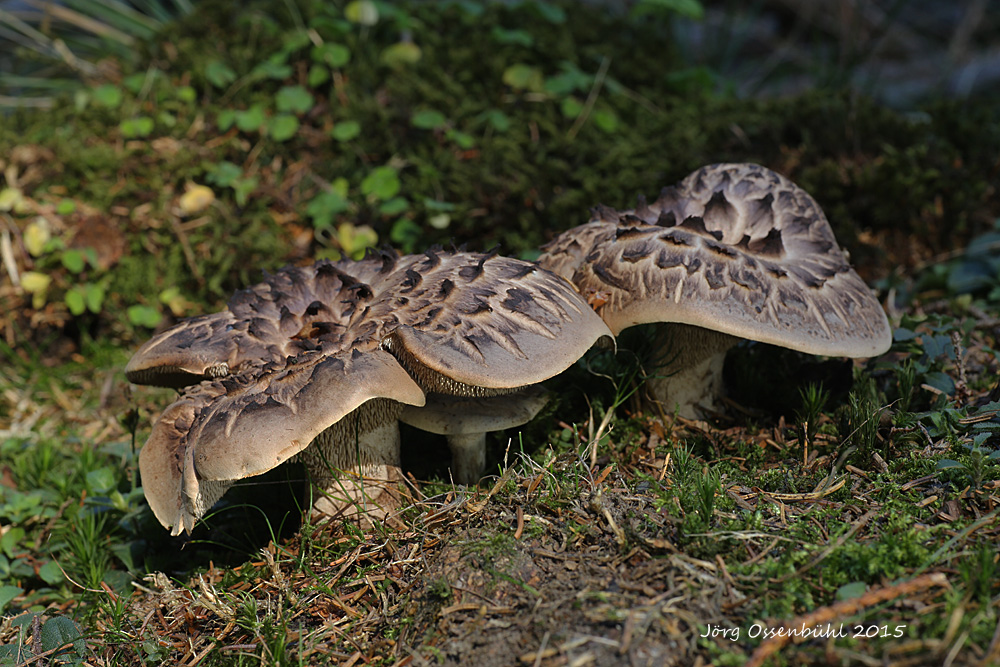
[[643, 323, 737, 419], [297, 405, 407, 521], [445, 433, 488, 485]]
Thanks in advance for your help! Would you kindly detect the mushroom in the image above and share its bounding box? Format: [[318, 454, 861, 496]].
[[129, 249, 612, 533], [139, 347, 426, 535], [537, 163, 892, 417], [399, 386, 550, 485]]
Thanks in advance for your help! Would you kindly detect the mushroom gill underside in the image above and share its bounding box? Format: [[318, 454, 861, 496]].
[[131, 250, 613, 534]]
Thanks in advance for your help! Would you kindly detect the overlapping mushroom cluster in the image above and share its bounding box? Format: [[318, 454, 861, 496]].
[[128, 249, 612, 534], [128, 163, 892, 535]]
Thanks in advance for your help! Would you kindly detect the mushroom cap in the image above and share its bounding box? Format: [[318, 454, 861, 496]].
[[139, 347, 425, 534], [126, 259, 385, 387], [538, 163, 891, 358], [399, 386, 550, 436], [127, 249, 614, 392]]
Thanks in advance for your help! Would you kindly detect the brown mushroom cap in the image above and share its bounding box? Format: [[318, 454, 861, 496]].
[[539, 163, 891, 358], [128, 249, 613, 392], [139, 347, 425, 535]]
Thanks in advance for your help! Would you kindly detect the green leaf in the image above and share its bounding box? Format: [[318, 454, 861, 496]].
[[120, 117, 154, 138], [267, 114, 300, 142], [312, 43, 351, 68], [308, 64, 329, 87], [207, 161, 243, 187], [380, 42, 422, 68], [479, 109, 510, 132], [252, 59, 293, 80], [835, 581, 867, 601], [61, 249, 85, 273], [361, 166, 401, 201], [445, 129, 475, 150], [127, 305, 162, 328], [306, 191, 350, 229], [65, 287, 87, 316], [205, 60, 237, 89], [235, 106, 266, 132], [632, 0, 705, 19], [216, 109, 236, 131], [38, 561, 64, 586], [40, 616, 85, 657], [233, 178, 258, 207], [56, 199, 76, 215], [491, 27, 533, 46], [84, 283, 104, 313], [389, 218, 423, 253], [935, 459, 964, 470], [411, 110, 447, 130], [0, 585, 21, 614], [122, 73, 148, 95], [560, 96, 583, 119], [378, 197, 409, 215], [331, 120, 361, 142], [177, 86, 196, 103], [158, 111, 177, 128], [0, 527, 23, 559], [502, 64, 544, 92], [593, 108, 620, 133], [275, 86, 314, 114], [92, 84, 123, 108], [532, 2, 566, 23], [544, 67, 592, 96], [86, 468, 115, 494]]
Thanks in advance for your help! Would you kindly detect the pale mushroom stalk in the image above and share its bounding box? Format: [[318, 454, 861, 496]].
[[538, 163, 892, 417], [295, 403, 407, 519], [644, 324, 736, 418], [399, 387, 550, 484]]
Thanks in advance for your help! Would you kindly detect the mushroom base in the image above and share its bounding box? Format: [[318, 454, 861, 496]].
[[295, 400, 407, 523], [643, 324, 737, 419]]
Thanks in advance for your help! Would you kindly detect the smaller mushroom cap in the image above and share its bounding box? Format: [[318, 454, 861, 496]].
[[139, 347, 425, 534], [125, 312, 245, 387], [399, 386, 550, 436], [539, 163, 891, 359]]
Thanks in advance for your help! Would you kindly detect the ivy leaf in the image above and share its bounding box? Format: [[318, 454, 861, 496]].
[[62, 248, 86, 273], [411, 110, 447, 130], [331, 121, 361, 142], [361, 166, 401, 201], [205, 60, 237, 88], [312, 43, 351, 68], [268, 114, 300, 142], [127, 305, 162, 328], [275, 86, 314, 114], [380, 42, 421, 68], [65, 287, 87, 316]]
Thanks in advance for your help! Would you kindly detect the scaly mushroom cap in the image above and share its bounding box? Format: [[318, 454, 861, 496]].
[[128, 249, 613, 392], [539, 163, 891, 358], [139, 347, 425, 535], [125, 259, 389, 386]]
